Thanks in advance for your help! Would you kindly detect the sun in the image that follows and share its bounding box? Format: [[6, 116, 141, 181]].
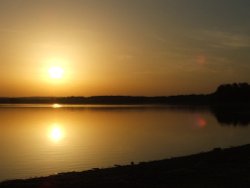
[[49, 66, 64, 79]]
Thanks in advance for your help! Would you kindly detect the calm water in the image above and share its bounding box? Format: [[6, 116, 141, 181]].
[[0, 104, 250, 181]]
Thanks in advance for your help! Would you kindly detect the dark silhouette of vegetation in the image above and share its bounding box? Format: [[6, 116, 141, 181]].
[[211, 83, 250, 104], [0, 96, 200, 105], [208, 83, 250, 126], [0, 83, 249, 105]]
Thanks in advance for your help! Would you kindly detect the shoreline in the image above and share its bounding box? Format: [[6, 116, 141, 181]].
[[1, 144, 250, 188]]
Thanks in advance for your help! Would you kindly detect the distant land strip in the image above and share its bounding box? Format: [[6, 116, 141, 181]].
[[0, 83, 250, 105]]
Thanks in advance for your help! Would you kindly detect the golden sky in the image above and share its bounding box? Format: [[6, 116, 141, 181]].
[[0, 0, 250, 96]]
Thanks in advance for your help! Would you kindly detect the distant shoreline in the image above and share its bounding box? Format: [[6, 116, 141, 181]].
[[1, 144, 250, 188], [0, 83, 249, 105], [0, 95, 210, 105]]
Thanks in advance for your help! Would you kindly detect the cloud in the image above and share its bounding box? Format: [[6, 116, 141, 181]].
[[194, 30, 250, 49]]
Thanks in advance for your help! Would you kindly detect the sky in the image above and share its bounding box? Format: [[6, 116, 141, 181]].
[[0, 0, 250, 97]]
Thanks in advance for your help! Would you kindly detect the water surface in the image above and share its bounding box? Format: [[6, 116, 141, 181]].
[[0, 105, 250, 181]]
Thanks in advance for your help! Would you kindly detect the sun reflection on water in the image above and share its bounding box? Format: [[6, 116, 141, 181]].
[[52, 103, 62, 108], [49, 124, 64, 142]]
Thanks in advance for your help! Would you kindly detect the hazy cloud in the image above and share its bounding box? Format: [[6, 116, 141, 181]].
[[195, 30, 250, 49]]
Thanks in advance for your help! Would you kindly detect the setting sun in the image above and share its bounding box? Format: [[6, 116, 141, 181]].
[[49, 66, 64, 79]]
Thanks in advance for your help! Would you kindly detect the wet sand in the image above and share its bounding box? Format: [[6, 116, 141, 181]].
[[1, 144, 250, 188]]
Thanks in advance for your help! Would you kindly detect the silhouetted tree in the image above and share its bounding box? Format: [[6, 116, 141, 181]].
[[212, 83, 250, 104]]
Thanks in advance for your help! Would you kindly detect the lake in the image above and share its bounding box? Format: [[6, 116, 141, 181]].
[[0, 104, 250, 182]]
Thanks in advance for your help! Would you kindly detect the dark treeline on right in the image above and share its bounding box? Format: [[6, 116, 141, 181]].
[[208, 83, 250, 126], [211, 82, 250, 105], [168, 82, 250, 105]]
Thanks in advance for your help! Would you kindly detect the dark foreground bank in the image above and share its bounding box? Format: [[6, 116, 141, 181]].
[[1, 144, 250, 188]]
